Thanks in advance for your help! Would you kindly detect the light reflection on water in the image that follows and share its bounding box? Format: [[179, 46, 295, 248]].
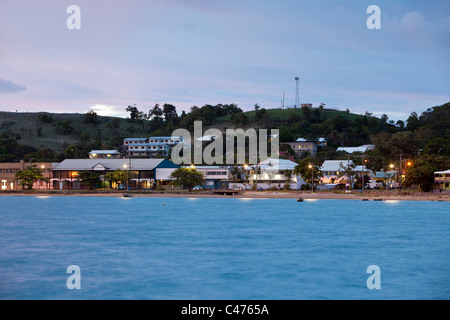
[[0, 196, 449, 300]]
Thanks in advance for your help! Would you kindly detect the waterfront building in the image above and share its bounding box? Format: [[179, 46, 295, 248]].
[[50, 158, 179, 190], [434, 169, 450, 191], [183, 165, 230, 189], [0, 160, 54, 190], [320, 160, 356, 184], [243, 158, 299, 190]]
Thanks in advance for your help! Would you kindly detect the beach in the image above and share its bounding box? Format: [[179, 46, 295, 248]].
[[1, 190, 449, 201]]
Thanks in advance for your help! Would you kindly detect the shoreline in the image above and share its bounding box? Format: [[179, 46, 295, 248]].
[[1, 190, 449, 201]]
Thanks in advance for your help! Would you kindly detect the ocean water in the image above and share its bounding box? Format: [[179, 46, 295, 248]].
[[0, 196, 449, 300]]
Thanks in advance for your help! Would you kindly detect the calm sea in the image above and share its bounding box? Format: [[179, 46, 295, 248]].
[[0, 196, 449, 300]]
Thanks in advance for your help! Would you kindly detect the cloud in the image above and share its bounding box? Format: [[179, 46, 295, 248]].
[[0, 79, 26, 93], [89, 104, 127, 118]]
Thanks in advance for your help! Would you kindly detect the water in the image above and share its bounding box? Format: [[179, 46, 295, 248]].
[[0, 196, 449, 300]]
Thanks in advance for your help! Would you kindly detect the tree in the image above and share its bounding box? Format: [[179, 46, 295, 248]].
[[231, 112, 248, 126], [279, 143, 295, 158], [404, 155, 450, 192], [126, 105, 140, 121], [56, 119, 74, 134], [24, 148, 58, 162], [162, 104, 178, 122], [255, 108, 268, 123], [106, 118, 121, 133], [104, 169, 132, 188], [15, 166, 48, 190], [149, 104, 163, 121], [294, 158, 323, 186], [77, 171, 101, 190], [169, 167, 205, 191], [338, 161, 356, 186], [84, 110, 98, 124], [230, 165, 243, 182]]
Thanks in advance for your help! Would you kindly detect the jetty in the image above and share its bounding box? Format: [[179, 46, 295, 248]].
[[212, 190, 241, 196]]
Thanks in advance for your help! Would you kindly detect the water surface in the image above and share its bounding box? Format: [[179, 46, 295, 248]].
[[0, 196, 449, 299]]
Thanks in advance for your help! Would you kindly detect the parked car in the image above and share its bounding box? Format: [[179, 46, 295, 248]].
[[233, 186, 242, 191], [193, 185, 203, 191]]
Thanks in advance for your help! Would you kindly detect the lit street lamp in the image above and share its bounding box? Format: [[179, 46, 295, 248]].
[[308, 164, 313, 193]]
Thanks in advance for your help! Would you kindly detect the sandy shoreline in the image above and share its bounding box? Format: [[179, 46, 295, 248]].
[[1, 190, 449, 201]]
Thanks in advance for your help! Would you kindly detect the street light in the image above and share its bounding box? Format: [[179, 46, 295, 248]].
[[308, 164, 313, 193], [123, 164, 128, 190]]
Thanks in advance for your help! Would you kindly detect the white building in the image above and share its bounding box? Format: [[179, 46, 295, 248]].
[[122, 136, 183, 158], [242, 158, 299, 190], [320, 160, 355, 184]]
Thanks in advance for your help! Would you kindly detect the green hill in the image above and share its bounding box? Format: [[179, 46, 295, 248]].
[[0, 102, 449, 164]]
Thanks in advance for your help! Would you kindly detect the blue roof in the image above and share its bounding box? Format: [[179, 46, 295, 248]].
[[124, 138, 147, 141], [148, 136, 182, 140], [124, 142, 169, 147]]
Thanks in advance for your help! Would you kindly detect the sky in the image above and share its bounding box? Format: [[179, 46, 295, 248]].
[[0, 0, 449, 121]]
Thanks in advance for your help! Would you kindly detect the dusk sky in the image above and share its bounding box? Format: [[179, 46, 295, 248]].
[[0, 0, 449, 121]]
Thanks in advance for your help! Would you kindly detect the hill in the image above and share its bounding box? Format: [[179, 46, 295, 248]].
[[0, 102, 449, 164]]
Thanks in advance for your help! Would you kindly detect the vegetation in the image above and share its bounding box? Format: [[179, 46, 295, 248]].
[[15, 165, 48, 190], [77, 171, 101, 190], [294, 157, 323, 187], [169, 167, 205, 191], [104, 169, 132, 187], [1, 101, 449, 191]]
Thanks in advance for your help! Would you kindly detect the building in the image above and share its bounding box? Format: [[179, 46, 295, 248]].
[[287, 139, 317, 156], [122, 136, 183, 158], [243, 158, 299, 189], [124, 142, 170, 158], [372, 170, 397, 188], [434, 169, 450, 191], [320, 160, 356, 184], [88, 150, 121, 159], [51, 158, 179, 190], [336, 145, 375, 153], [286, 137, 327, 156], [1, 161, 54, 190], [183, 165, 230, 189]]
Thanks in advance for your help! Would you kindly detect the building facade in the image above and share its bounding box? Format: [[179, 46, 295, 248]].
[[50, 158, 179, 190], [435, 169, 450, 190], [243, 158, 299, 190], [122, 136, 183, 158], [183, 165, 230, 189], [286, 137, 327, 156], [0, 161, 53, 190]]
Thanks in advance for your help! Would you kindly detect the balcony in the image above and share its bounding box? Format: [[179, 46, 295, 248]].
[[435, 176, 450, 183]]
